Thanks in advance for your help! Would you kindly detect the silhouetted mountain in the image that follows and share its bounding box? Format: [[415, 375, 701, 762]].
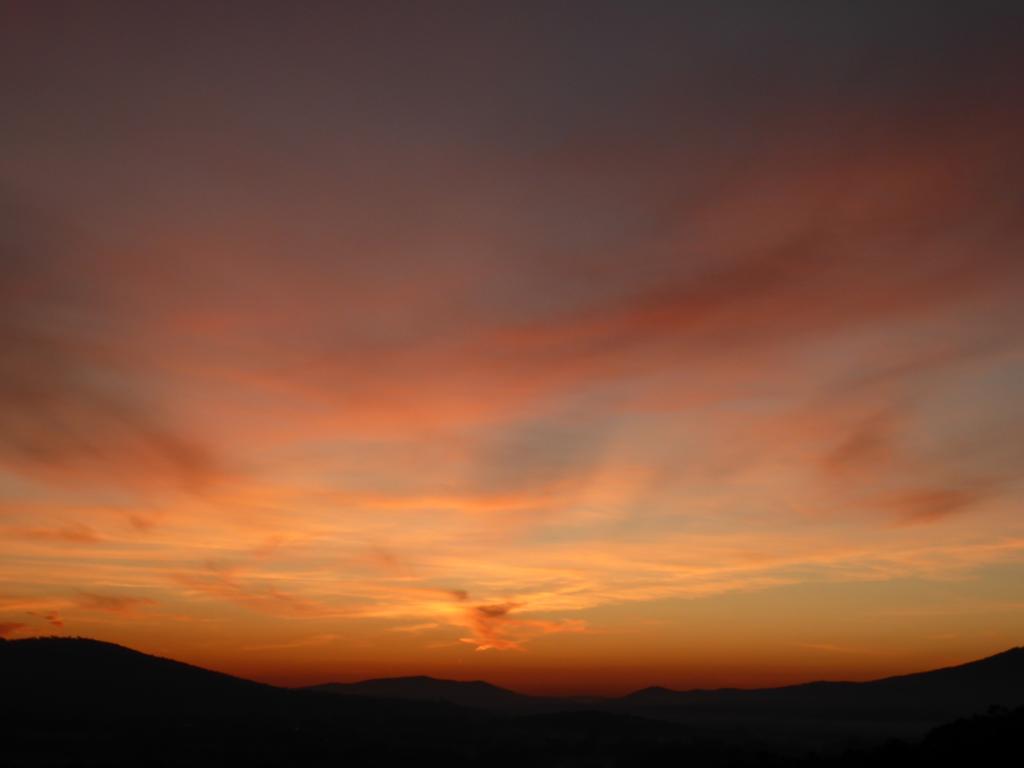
[[3, 636, 1023, 767], [0, 636, 497, 767], [0, 637, 718, 767], [307, 647, 1024, 751], [308, 674, 567, 712], [615, 646, 1024, 726], [1, 635, 276, 716]]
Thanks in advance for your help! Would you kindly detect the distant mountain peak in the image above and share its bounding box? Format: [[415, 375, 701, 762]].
[[306, 673, 555, 712], [632, 685, 675, 695]]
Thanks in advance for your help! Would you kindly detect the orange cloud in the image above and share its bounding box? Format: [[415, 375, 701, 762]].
[[75, 592, 157, 614], [27, 611, 63, 629], [0, 622, 26, 637], [456, 602, 588, 652], [171, 569, 325, 618], [9, 523, 103, 544]]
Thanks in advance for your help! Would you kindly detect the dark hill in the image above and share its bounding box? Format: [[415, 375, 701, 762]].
[[1, 636, 274, 715], [3, 636, 1022, 767], [0, 636, 694, 767], [307, 647, 1024, 727], [0, 635, 497, 767], [308, 674, 566, 712], [614, 647, 1024, 735]]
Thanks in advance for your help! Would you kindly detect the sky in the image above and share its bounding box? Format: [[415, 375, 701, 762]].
[[1, 1, 1023, 695]]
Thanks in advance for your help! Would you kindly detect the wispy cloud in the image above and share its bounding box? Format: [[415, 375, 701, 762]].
[[75, 591, 157, 614], [171, 567, 326, 618], [0, 2, 1022, 682], [456, 602, 587, 652], [27, 611, 64, 629], [0, 622, 26, 637], [241, 633, 341, 652]]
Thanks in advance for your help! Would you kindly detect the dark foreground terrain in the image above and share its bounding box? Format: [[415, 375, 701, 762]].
[[1, 637, 1021, 767]]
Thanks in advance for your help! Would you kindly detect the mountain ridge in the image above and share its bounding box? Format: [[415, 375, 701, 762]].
[[5, 635, 1021, 705], [4, 635, 1024, 764], [303, 643, 1024, 730], [621, 646, 1024, 697]]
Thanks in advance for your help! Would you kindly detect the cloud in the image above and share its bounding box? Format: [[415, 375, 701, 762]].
[[0, 4, 1022, 678], [795, 642, 874, 655], [27, 611, 63, 629], [823, 410, 897, 475], [0, 322, 220, 491], [0, 193, 222, 492], [208, 100, 1024, 444], [457, 602, 587, 651], [389, 622, 440, 634], [0, 622, 26, 637], [885, 486, 992, 525], [75, 592, 156, 614], [172, 568, 324, 617], [241, 633, 340, 651], [10, 523, 102, 544]]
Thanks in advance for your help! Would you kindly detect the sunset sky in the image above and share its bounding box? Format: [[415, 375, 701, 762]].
[[1, 2, 1023, 695]]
